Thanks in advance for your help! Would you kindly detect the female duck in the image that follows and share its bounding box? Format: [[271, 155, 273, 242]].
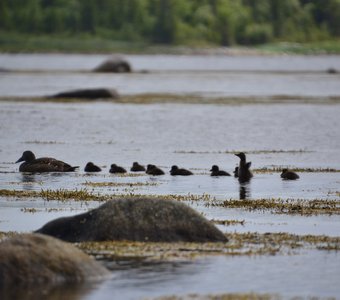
[[16, 150, 78, 173], [235, 152, 253, 183]]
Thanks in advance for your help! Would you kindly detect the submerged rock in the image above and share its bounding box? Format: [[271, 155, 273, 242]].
[[0, 233, 109, 286], [50, 88, 119, 99], [36, 197, 227, 243], [93, 58, 131, 73]]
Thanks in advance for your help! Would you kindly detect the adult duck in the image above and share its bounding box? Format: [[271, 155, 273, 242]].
[[235, 152, 253, 183], [16, 150, 78, 173]]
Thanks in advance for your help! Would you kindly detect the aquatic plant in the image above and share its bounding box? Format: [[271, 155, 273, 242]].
[[207, 198, 340, 215]]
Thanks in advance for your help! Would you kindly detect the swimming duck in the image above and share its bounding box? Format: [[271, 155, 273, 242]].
[[130, 162, 146, 172], [16, 150, 78, 173], [84, 162, 101, 172], [170, 165, 193, 176], [281, 169, 299, 180], [235, 152, 253, 183], [109, 164, 127, 174], [146, 164, 165, 175], [210, 165, 230, 176]]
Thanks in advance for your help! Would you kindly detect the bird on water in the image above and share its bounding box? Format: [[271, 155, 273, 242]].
[[84, 162, 101, 172], [210, 165, 230, 176], [146, 164, 165, 175], [130, 162, 146, 172], [170, 165, 193, 176], [281, 169, 299, 180], [109, 164, 127, 174], [16, 150, 78, 173], [235, 152, 253, 183]]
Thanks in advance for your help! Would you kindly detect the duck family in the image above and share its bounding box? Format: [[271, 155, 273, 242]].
[[15, 150, 300, 180]]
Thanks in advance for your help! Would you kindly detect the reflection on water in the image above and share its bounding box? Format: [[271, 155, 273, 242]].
[[239, 184, 251, 200]]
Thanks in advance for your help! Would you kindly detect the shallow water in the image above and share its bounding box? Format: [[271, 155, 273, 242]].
[[0, 54, 340, 97], [0, 54, 340, 299]]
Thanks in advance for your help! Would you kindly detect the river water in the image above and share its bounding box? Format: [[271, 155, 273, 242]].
[[0, 53, 340, 299]]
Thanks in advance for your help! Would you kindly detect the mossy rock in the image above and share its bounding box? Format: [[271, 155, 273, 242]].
[[50, 88, 119, 99], [0, 233, 110, 286], [36, 197, 227, 243], [93, 58, 131, 73]]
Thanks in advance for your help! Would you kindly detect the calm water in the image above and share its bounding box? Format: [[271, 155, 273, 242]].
[[0, 54, 340, 299]]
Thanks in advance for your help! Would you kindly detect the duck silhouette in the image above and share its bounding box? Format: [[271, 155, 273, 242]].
[[170, 165, 193, 176], [16, 150, 78, 173], [109, 164, 127, 174], [281, 169, 299, 180], [146, 164, 164, 175], [210, 165, 230, 176], [130, 162, 146, 172], [235, 152, 253, 183], [233, 166, 239, 178], [84, 162, 101, 172]]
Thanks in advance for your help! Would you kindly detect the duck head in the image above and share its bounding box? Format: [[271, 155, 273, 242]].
[[16, 151, 36, 163], [235, 152, 246, 161], [210, 165, 219, 172], [170, 165, 179, 171]]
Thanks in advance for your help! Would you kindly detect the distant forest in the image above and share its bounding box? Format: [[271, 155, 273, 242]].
[[1, 0, 339, 46]]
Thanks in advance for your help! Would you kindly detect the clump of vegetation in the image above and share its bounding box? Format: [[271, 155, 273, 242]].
[[76, 231, 340, 262], [254, 167, 340, 174], [207, 198, 340, 215]]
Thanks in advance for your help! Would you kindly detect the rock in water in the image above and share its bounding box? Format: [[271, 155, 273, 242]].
[[36, 197, 227, 243], [93, 58, 131, 73], [0, 233, 110, 286], [50, 88, 119, 99]]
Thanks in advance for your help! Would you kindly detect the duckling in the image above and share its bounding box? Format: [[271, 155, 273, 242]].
[[109, 164, 127, 174], [84, 162, 101, 172], [170, 165, 193, 176], [16, 150, 78, 173], [146, 164, 165, 175], [210, 165, 230, 176], [235, 152, 253, 183], [130, 162, 146, 172], [233, 166, 239, 178], [281, 169, 299, 180]]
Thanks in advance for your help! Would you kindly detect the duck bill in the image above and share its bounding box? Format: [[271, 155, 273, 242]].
[[16, 156, 24, 163], [234, 153, 241, 158]]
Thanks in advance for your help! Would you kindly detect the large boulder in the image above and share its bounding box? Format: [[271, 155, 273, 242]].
[[0, 233, 110, 286], [36, 197, 227, 243], [93, 58, 131, 73], [50, 88, 119, 99]]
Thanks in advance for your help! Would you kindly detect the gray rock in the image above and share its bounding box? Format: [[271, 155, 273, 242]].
[[36, 197, 227, 243], [93, 58, 131, 73], [0, 233, 110, 286], [50, 88, 119, 99]]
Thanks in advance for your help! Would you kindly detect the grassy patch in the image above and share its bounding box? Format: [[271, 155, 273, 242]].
[[207, 198, 340, 215], [76, 232, 340, 262]]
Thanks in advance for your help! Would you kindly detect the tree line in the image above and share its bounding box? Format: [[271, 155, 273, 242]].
[[0, 0, 339, 46]]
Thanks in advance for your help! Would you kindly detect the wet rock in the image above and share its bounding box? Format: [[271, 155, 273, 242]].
[[50, 88, 119, 99], [327, 68, 338, 74], [0, 233, 110, 286], [93, 58, 131, 73], [36, 197, 227, 243]]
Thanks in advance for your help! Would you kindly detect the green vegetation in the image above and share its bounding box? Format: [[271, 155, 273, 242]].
[[0, 0, 339, 52]]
